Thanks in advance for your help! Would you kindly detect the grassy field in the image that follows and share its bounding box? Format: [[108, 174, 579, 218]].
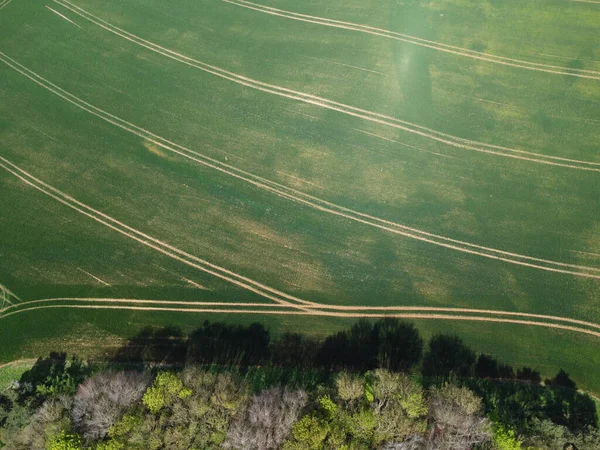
[[1, 0, 599, 390], [0, 359, 35, 391]]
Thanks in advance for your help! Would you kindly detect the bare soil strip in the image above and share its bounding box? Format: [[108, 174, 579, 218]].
[[0, 0, 12, 10], [2, 297, 600, 332], [0, 298, 284, 315], [223, 0, 600, 78], [2, 304, 600, 340], [49, 0, 600, 171], [2, 52, 600, 279]]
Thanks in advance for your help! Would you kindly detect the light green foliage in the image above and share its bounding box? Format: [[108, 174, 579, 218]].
[[107, 414, 141, 439], [109, 369, 247, 450], [319, 395, 338, 420], [283, 414, 329, 450], [177, 387, 192, 399], [344, 409, 376, 441], [364, 382, 374, 404], [369, 370, 427, 444], [46, 430, 82, 450], [95, 441, 125, 450], [323, 417, 347, 450], [493, 423, 523, 450], [397, 386, 427, 419], [142, 372, 187, 414], [286, 373, 380, 449]]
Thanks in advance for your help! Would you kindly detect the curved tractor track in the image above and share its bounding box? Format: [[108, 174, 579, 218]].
[[1, 297, 600, 340], [1, 2, 599, 354], [2, 54, 600, 279], [222, 0, 600, 80], [46, 0, 600, 172], [1, 154, 600, 339]]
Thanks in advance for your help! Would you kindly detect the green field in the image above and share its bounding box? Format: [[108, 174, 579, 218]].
[[1, 0, 599, 390]]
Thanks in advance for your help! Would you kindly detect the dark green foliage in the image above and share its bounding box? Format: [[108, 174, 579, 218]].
[[422, 334, 476, 379], [467, 370, 598, 438], [103, 368, 249, 450], [18, 353, 90, 404]]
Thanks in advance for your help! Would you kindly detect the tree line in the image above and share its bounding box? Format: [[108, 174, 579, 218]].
[[0, 318, 598, 449]]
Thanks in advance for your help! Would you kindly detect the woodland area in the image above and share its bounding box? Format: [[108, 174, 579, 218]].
[[0, 319, 598, 449]]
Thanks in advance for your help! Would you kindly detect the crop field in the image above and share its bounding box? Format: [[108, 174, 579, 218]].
[[1, 0, 600, 389]]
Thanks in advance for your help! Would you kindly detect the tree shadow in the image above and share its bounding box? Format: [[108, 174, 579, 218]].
[[109, 326, 187, 369], [186, 321, 270, 367]]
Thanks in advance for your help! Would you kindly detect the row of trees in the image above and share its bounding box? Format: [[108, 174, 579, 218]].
[[96, 319, 600, 435], [0, 364, 492, 450], [0, 318, 598, 449]]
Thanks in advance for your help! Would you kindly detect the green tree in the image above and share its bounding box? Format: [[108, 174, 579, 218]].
[[142, 372, 187, 414], [492, 423, 524, 450], [283, 414, 329, 450], [46, 430, 82, 450]]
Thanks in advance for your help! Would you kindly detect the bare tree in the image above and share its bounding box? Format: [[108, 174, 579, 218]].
[[71, 371, 149, 440], [425, 383, 491, 450], [335, 371, 364, 408], [379, 434, 426, 450], [223, 387, 307, 450]]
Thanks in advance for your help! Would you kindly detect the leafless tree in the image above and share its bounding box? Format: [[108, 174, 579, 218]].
[[425, 384, 491, 450], [379, 434, 426, 450], [223, 387, 307, 450], [335, 371, 364, 408], [71, 371, 149, 440]]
